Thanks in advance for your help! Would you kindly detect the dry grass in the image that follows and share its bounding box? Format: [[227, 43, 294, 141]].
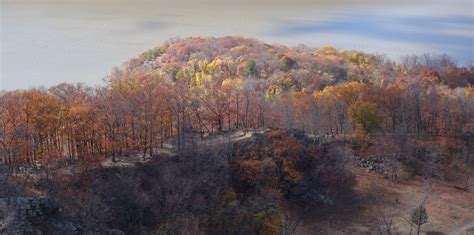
[[302, 164, 474, 234]]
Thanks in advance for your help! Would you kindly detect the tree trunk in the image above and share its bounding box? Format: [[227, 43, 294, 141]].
[[464, 175, 470, 192]]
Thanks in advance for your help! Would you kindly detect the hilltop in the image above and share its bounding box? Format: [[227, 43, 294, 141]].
[[115, 36, 473, 89]]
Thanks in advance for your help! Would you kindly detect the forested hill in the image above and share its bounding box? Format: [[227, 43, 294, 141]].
[[117, 36, 473, 90], [1, 36, 474, 164], [106, 36, 474, 138], [1, 36, 474, 234]]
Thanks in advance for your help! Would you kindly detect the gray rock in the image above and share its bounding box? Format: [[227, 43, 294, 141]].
[[1, 196, 48, 234], [1, 196, 125, 235], [290, 185, 308, 196]]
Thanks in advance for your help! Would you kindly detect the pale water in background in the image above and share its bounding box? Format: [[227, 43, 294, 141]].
[[1, 0, 473, 89]]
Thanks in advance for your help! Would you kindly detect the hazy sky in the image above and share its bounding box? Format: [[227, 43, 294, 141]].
[[1, 0, 473, 90]]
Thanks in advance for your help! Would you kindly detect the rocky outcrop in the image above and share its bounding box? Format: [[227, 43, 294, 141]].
[[352, 157, 386, 174], [0, 196, 54, 234], [0, 196, 123, 235]]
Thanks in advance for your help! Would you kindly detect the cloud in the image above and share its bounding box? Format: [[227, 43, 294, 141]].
[[136, 20, 167, 31], [276, 14, 473, 44], [271, 12, 473, 64]]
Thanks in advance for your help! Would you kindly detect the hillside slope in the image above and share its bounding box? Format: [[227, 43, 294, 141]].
[[1, 36, 473, 234]]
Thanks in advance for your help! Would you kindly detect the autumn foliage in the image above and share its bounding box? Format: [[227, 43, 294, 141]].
[[1, 36, 473, 235], [232, 129, 354, 204], [1, 36, 473, 175]]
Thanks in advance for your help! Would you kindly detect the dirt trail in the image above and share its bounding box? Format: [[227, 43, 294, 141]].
[[101, 143, 175, 168], [101, 130, 257, 168], [448, 220, 474, 235]]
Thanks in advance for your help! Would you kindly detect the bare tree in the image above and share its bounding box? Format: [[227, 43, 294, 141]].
[[282, 210, 302, 235], [461, 123, 473, 191], [370, 182, 397, 235]]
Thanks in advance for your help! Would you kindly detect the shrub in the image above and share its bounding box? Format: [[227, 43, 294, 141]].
[[247, 60, 256, 76], [348, 101, 382, 135]]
